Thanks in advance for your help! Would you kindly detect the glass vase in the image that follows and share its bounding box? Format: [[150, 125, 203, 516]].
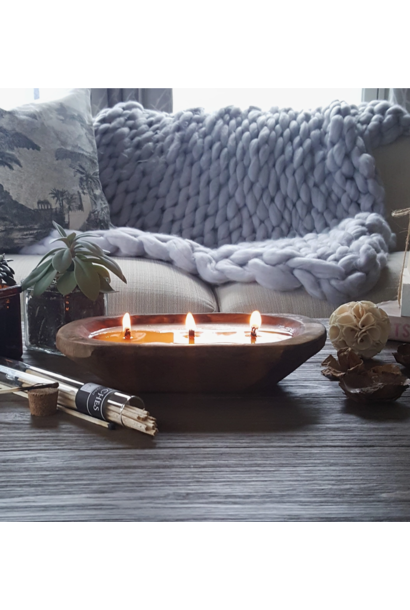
[[24, 286, 106, 354]]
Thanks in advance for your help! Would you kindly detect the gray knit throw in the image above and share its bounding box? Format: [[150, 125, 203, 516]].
[[24, 99, 410, 304]]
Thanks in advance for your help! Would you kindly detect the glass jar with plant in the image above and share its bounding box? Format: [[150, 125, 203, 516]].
[[21, 222, 127, 354]]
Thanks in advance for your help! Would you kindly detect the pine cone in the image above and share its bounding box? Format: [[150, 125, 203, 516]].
[[0, 254, 17, 287]]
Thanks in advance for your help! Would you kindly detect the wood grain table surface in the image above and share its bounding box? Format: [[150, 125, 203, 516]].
[[1, 319, 410, 522]]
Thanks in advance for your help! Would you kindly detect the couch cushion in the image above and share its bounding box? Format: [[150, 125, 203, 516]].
[[10, 250, 403, 319], [11, 255, 218, 315], [0, 89, 110, 252], [215, 251, 404, 317]]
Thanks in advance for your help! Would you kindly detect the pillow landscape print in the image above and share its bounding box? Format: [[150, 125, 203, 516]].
[[0, 88, 110, 252]]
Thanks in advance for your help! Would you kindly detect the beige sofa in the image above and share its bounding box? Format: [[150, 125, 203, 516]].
[[11, 137, 410, 320]]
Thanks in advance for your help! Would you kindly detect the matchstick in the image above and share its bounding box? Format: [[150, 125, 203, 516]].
[[0, 382, 58, 395], [57, 405, 115, 429]]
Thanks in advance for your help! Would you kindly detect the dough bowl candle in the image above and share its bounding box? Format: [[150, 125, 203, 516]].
[[56, 312, 326, 394]]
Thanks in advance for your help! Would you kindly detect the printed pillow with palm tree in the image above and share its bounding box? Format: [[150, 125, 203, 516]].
[[0, 89, 110, 252]]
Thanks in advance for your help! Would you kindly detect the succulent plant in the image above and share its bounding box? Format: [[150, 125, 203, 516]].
[[0, 254, 17, 287], [21, 222, 126, 300]]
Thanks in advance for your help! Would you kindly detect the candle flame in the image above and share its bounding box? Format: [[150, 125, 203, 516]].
[[185, 312, 196, 332], [122, 313, 132, 334], [250, 310, 262, 331]]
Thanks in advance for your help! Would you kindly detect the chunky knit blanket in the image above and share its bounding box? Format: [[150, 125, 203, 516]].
[[24, 99, 410, 304]]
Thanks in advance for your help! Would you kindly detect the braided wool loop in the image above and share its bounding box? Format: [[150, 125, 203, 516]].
[[24, 100, 410, 304], [94, 99, 410, 247]]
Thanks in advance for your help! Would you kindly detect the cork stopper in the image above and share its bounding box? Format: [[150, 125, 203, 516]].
[[28, 387, 59, 416]]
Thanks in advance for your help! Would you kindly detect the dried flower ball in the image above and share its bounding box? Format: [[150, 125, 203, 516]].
[[328, 301, 390, 359]]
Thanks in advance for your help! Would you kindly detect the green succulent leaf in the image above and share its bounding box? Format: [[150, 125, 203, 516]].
[[56, 271, 77, 296], [35, 247, 66, 268], [101, 255, 127, 283], [52, 248, 73, 273], [52, 222, 67, 237], [74, 242, 105, 258], [75, 254, 126, 283], [21, 259, 53, 290], [85, 255, 126, 283], [50, 236, 72, 248], [98, 274, 116, 293], [66, 232, 77, 245], [93, 264, 110, 279], [73, 231, 103, 242], [74, 257, 100, 301], [32, 266, 58, 297]]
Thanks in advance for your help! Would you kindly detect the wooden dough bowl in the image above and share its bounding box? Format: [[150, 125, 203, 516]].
[[56, 313, 326, 394]]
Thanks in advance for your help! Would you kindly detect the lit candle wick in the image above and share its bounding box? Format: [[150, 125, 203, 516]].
[[186, 312, 196, 344], [249, 310, 261, 343], [122, 312, 132, 340]]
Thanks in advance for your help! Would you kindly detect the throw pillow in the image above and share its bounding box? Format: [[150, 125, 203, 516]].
[[0, 88, 111, 252]]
